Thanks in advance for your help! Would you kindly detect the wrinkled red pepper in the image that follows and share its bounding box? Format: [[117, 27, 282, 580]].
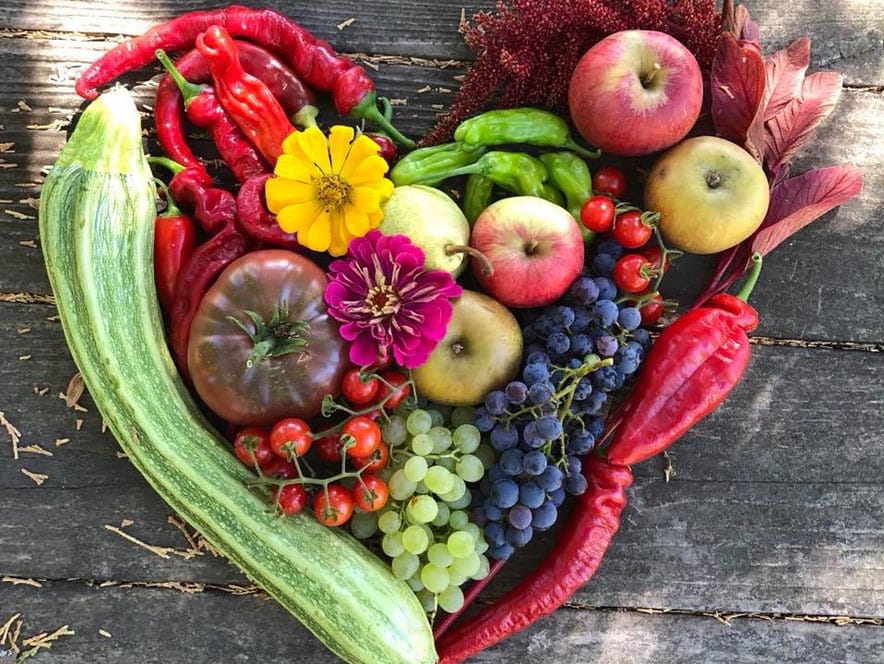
[[195, 25, 295, 165], [604, 253, 763, 466], [235, 174, 301, 250], [155, 48, 268, 183], [153, 181, 196, 315], [75, 4, 413, 146], [167, 166, 238, 237], [435, 456, 633, 664]]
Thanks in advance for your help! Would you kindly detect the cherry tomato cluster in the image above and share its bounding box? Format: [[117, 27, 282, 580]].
[[230, 367, 411, 528], [579, 166, 672, 326]]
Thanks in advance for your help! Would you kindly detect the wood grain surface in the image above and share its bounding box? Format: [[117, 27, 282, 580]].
[[0, 1, 882, 662]]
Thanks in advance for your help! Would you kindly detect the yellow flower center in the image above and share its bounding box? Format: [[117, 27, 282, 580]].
[[316, 173, 351, 211]]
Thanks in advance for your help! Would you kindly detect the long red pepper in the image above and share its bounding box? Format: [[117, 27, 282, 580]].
[[156, 48, 268, 184], [435, 456, 632, 664], [153, 42, 315, 181], [235, 174, 301, 250], [195, 25, 295, 165], [604, 253, 763, 466], [153, 180, 196, 315], [74, 4, 414, 146]]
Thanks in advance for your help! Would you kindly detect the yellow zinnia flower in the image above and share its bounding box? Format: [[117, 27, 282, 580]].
[[265, 125, 394, 256]]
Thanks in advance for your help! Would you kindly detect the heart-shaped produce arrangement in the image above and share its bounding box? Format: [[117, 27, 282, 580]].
[[39, 2, 861, 663]]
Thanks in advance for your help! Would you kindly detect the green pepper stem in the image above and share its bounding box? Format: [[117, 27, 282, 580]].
[[564, 139, 601, 160], [293, 104, 319, 129], [152, 177, 182, 217], [736, 252, 763, 302], [350, 92, 415, 148], [155, 49, 205, 105], [147, 155, 186, 175]]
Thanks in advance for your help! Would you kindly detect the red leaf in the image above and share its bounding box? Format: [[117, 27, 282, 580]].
[[763, 71, 843, 174], [762, 38, 810, 122], [711, 32, 766, 149], [751, 165, 863, 256], [722, 1, 760, 42]]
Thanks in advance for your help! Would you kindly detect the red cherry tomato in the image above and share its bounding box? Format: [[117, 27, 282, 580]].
[[592, 166, 627, 199], [351, 475, 389, 512], [314, 434, 343, 462], [639, 293, 665, 325], [351, 440, 390, 473], [341, 368, 380, 405], [641, 246, 670, 272], [340, 416, 382, 458], [233, 427, 274, 468], [261, 457, 299, 479], [269, 417, 313, 459], [314, 484, 354, 526], [579, 195, 616, 234], [272, 483, 307, 515], [376, 370, 411, 410], [613, 254, 653, 293], [613, 210, 653, 249]]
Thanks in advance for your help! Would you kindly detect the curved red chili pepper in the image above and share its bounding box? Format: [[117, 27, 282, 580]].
[[435, 457, 633, 664], [195, 25, 295, 165], [154, 42, 315, 181], [603, 293, 758, 467], [168, 167, 238, 236], [235, 174, 302, 250], [153, 189, 196, 315], [75, 5, 413, 146]]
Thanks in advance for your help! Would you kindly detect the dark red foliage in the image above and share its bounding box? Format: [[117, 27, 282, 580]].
[[422, 0, 721, 145]]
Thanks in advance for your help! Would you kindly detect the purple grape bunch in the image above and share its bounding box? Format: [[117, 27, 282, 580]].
[[472, 241, 653, 560]]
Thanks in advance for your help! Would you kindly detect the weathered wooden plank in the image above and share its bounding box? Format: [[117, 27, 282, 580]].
[[1, 580, 881, 663], [2, 304, 881, 616], [0, 35, 881, 340]]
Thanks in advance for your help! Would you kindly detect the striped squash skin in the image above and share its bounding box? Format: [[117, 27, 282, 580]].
[[38, 87, 436, 664]]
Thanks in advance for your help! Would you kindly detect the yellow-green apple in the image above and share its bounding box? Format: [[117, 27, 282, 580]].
[[412, 290, 523, 406], [378, 185, 471, 277], [644, 136, 770, 254], [568, 30, 702, 157], [470, 196, 584, 308]]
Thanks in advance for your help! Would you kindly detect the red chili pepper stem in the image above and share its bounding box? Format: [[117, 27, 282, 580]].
[[155, 49, 205, 105], [735, 252, 763, 302], [152, 177, 182, 218], [350, 92, 414, 148], [433, 558, 506, 641], [148, 155, 186, 176]]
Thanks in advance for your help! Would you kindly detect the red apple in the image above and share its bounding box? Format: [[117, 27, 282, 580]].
[[470, 196, 584, 308], [568, 30, 703, 157]]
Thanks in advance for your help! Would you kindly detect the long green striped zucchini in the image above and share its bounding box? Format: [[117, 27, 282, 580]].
[[39, 87, 436, 664]]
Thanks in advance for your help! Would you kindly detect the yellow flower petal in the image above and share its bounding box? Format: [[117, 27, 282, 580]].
[[349, 186, 381, 214], [297, 126, 331, 174], [277, 200, 323, 234], [301, 211, 332, 252], [344, 154, 392, 187], [343, 206, 370, 237], [327, 209, 352, 257], [265, 177, 316, 212], [328, 125, 355, 174], [368, 208, 384, 228], [274, 154, 317, 181]]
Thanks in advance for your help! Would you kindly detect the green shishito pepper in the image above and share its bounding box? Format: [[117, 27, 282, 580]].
[[539, 151, 594, 242], [463, 173, 494, 223], [417, 150, 557, 201], [390, 142, 486, 186], [454, 108, 600, 160]]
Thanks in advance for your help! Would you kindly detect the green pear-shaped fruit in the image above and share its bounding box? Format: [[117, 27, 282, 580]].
[[379, 185, 471, 277], [413, 290, 523, 406]]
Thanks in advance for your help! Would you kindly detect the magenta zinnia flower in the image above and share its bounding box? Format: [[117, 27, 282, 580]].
[[324, 230, 463, 369]]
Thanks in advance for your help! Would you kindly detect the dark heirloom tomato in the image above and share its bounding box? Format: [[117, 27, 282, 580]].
[[187, 249, 349, 426]]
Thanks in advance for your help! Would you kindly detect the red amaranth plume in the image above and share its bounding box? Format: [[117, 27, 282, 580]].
[[422, 0, 721, 146]]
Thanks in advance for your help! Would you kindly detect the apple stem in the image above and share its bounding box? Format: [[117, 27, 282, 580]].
[[446, 243, 494, 277], [642, 62, 662, 87]]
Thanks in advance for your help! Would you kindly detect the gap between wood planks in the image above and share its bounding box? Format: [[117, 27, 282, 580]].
[[2, 574, 881, 628]]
